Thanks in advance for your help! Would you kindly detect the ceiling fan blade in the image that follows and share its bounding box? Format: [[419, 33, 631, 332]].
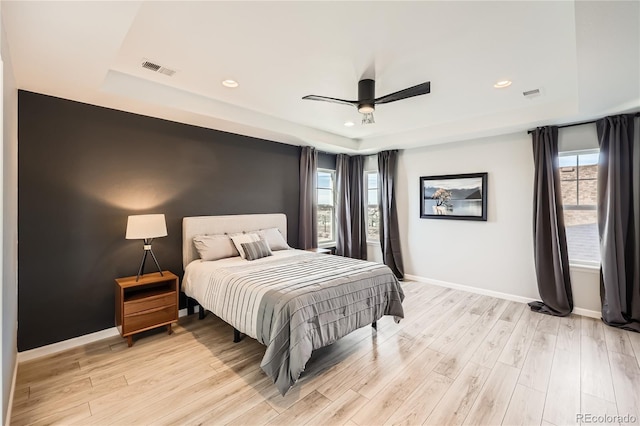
[[302, 95, 358, 107], [374, 82, 431, 105]]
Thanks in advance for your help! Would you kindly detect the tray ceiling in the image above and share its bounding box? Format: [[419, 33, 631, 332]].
[[3, 1, 638, 152]]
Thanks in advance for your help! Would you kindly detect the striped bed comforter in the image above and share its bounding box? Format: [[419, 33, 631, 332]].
[[182, 250, 405, 395]]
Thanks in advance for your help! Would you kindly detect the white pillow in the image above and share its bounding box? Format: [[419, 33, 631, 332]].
[[229, 232, 261, 259], [257, 228, 290, 251], [193, 234, 239, 261]]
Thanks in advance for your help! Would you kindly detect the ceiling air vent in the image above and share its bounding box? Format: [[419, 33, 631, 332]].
[[141, 59, 176, 77], [141, 61, 161, 71], [523, 88, 541, 98]]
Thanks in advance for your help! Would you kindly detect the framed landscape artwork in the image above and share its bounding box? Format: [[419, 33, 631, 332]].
[[420, 172, 488, 221]]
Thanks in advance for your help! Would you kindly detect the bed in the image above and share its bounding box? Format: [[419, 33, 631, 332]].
[[181, 214, 405, 395]]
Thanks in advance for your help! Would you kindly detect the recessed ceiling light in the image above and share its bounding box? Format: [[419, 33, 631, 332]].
[[344, 121, 355, 127], [494, 80, 512, 88], [222, 79, 239, 88]]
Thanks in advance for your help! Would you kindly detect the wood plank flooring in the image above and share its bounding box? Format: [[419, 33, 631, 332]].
[[10, 282, 640, 425]]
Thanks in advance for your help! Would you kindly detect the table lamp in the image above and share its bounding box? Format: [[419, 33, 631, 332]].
[[126, 214, 168, 281]]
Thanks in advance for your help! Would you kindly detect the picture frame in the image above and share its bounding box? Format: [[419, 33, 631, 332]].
[[420, 172, 488, 221]]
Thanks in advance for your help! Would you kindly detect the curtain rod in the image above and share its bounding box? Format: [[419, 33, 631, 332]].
[[314, 148, 376, 157], [527, 112, 640, 134]]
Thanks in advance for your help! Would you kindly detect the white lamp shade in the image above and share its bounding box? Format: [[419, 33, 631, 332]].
[[126, 214, 168, 240]]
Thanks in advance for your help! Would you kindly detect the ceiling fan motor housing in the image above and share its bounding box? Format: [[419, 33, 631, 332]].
[[358, 79, 375, 113]]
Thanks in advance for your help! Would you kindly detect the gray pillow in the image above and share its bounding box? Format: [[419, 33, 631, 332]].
[[241, 239, 273, 261], [193, 234, 239, 261]]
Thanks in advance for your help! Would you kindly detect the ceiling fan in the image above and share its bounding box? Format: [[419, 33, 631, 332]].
[[302, 79, 431, 124]]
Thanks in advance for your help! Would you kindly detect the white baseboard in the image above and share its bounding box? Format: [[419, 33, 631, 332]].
[[573, 307, 601, 319], [4, 357, 18, 426], [17, 306, 199, 363], [404, 274, 538, 304], [17, 328, 121, 363], [404, 274, 601, 320]]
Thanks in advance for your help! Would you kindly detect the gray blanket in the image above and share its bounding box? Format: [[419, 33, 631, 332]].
[[184, 252, 404, 395]]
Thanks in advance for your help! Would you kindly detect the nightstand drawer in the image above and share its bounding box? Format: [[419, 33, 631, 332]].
[[123, 305, 176, 335], [124, 292, 176, 316]]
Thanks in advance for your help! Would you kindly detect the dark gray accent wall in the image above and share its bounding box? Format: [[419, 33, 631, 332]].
[[18, 91, 300, 351]]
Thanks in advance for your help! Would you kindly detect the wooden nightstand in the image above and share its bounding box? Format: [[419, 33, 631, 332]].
[[115, 271, 179, 347]]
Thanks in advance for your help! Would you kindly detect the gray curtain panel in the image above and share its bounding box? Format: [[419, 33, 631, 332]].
[[298, 146, 318, 249], [529, 126, 573, 316], [335, 154, 352, 256], [597, 114, 640, 332], [335, 155, 367, 259], [378, 150, 404, 279], [349, 156, 367, 260]]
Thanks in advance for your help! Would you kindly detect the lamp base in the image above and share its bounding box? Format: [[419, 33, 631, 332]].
[[136, 239, 164, 281]]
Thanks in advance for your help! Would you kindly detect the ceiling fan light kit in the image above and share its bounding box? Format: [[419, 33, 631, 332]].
[[303, 78, 431, 125]]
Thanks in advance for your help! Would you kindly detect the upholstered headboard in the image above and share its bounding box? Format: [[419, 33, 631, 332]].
[[182, 214, 287, 269]]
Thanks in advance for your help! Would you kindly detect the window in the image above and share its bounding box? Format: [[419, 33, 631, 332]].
[[365, 171, 379, 242], [316, 169, 335, 246], [559, 150, 600, 265]]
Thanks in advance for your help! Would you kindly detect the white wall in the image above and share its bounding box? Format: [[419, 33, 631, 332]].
[[570, 267, 600, 312], [558, 122, 598, 152], [397, 133, 538, 299], [366, 243, 382, 263], [396, 131, 601, 314], [1, 5, 18, 424]]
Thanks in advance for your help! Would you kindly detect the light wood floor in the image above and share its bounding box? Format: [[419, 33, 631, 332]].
[[11, 282, 640, 426]]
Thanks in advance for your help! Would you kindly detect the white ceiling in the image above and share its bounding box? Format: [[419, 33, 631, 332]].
[[2, 1, 639, 153]]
